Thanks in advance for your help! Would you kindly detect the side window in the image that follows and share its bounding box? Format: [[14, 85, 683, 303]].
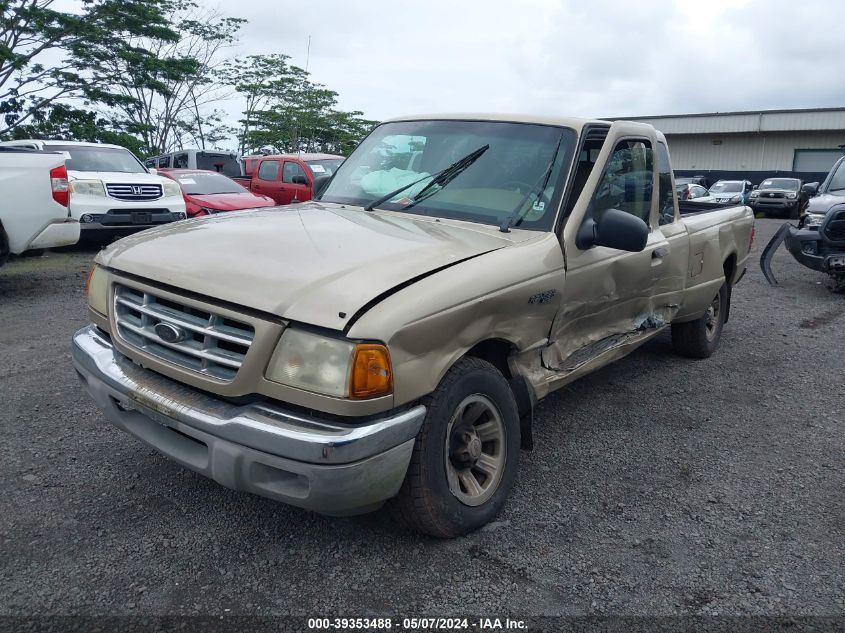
[[282, 161, 308, 184], [159, 155, 171, 168], [173, 153, 188, 168], [563, 126, 610, 217], [144, 159, 156, 168], [692, 185, 706, 198], [656, 142, 675, 225], [257, 160, 280, 181], [592, 139, 653, 223]]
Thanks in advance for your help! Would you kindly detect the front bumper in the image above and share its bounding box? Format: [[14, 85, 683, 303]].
[[783, 226, 845, 275], [71, 325, 426, 515], [750, 198, 797, 213]]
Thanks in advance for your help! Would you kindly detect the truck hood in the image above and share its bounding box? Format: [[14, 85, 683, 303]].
[[806, 192, 845, 214], [97, 202, 523, 331]]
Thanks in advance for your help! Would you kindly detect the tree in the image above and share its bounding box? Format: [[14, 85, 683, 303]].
[[221, 54, 377, 156], [0, 0, 183, 136], [218, 53, 306, 154], [89, 2, 245, 154], [7, 102, 146, 155]]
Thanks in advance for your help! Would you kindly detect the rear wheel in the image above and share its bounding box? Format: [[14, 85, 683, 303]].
[[671, 282, 728, 359], [391, 357, 520, 538]]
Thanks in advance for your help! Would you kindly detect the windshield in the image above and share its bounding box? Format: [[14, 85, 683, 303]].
[[46, 144, 146, 173], [710, 181, 742, 193], [307, 159, 344, 177], [170, 172, 247, 195], [826, 159, 845, 192], [319, 120, 576, 230], [760, 178, 799, 191]]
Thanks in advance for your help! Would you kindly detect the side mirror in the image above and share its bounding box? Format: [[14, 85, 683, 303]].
[[292, 175, 308, 185], [801, 182, 819, 195], [312, 176, 331, 198], [148, 168, 158, 176], [752, 184, 758, 190], [576, 207, 649, 252]]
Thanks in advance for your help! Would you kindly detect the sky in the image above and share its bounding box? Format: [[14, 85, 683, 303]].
[[218, 0, 845, 122]]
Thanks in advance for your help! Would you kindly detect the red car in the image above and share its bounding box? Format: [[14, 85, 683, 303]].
[[233, 153, 345, 205], [159, 169, 276, 217]]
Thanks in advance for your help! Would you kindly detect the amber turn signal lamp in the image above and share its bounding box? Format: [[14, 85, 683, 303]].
[[85, 265, 96, 297], [349, 344, 393, 399]]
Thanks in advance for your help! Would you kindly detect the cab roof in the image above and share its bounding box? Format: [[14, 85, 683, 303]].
[[385, 112, 617, 132]]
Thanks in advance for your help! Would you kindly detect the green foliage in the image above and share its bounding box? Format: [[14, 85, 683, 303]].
[[220, 54, 377, 156], [1, 2, 376, 156], [0, 0, 183, 135]]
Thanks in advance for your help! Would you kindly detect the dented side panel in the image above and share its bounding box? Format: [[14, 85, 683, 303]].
[[347, 233, 566, 407]]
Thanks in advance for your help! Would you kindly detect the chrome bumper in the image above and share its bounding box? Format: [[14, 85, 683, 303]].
[[71, 325, 426, 515]]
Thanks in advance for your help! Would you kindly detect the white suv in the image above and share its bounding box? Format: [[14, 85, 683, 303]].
[[0, 140, 186, 236]]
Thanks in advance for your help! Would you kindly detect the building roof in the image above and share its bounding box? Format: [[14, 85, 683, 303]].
[[607, 106, 845, 135]]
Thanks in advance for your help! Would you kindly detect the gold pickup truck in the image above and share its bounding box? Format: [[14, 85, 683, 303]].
[[73, 114, 754, 537]]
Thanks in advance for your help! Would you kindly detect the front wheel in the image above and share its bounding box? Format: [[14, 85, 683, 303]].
[[671, 282, 728, 358], [391, 357, 520, 538]]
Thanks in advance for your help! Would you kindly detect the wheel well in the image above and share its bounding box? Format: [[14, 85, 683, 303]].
[[0, 220, 9, 267], [464, 339, 534, 449], [722, 253, 736, 323], [465, 339, 515, 380], [723, 253, 737, 286]]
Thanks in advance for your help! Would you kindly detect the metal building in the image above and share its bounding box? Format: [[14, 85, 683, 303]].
[[613, 107, 845, 185]]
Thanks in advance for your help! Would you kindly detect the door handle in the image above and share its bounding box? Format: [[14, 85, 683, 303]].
[[652, 246, 670, 259]]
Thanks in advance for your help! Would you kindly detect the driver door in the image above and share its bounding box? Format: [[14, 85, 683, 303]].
[[543, 123, 670, 371]]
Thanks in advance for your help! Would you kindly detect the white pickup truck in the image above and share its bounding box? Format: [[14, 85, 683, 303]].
[[0, 147, 79, 266], [0, 140, 186, 237]]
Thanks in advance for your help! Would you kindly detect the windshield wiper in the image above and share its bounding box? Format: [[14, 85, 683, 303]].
[[499, 133, 563, 233], [363, 144, 489, 212]]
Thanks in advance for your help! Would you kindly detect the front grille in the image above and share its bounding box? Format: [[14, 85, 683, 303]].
[[824, 209, 845, 242], [106, 183, 162, 201], [113, 284, 254, 380]]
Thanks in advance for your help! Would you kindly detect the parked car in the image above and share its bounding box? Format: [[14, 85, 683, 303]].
[[158, 169, 276, 217], [761, 158, 845, 290], [233, 153, 345, 205], [0, 139, 186, 237], [676, 182, 714, 202], [708, 180, 754, 205], [0, 147, 79, 266], [675, 175, 711, 189], [748, 177, 806, 218], [74, 114, 754, 537], [144, 149, 241, 178]]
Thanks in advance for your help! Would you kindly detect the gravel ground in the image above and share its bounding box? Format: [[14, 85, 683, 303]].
[[0, 219, 842, 622]]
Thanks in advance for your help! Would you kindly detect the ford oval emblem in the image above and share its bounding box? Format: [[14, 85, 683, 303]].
[[155, 322, 188, 343]]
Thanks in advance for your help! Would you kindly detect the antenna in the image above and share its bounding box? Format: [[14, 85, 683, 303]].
[[305, 35, 311, 73]]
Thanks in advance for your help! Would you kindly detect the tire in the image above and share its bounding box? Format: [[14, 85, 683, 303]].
[[390, 357, 520, 538], [671, 282, 728, 359]]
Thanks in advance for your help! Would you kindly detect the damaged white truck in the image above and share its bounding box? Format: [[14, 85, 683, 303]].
[[72, 115, 754, 537]]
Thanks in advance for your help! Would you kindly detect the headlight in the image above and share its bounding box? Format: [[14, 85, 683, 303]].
[[804, 213, 826, 228], [162, 180, 182, 197], [749, 191, 759, 198], [787, 192, 797, 199], [86, 265, 109, 315], [730, 195, 741, 203], [70, 180, 105, 197], [265, 329, 392, 399]]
